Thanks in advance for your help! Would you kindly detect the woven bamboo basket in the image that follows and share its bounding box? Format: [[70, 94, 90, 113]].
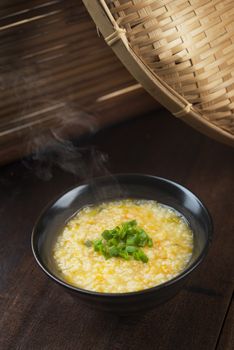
[[83, 0, 234, 146], [0, 0, 159, 165]]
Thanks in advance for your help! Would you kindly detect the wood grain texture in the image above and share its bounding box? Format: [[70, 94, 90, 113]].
[[217, 296, 234, 350], [0, 109, 233, 350], [0, 0, 159, 165]]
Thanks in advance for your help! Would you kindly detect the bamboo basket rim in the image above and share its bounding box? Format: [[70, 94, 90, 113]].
[[82, 0, 234, 146]]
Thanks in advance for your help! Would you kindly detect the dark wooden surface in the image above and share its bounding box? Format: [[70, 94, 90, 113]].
[[0, 109, 234, 350], [0, 0, 159, 165]]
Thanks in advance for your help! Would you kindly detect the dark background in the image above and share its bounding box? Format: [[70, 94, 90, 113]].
[[0, 109, 233, 349]]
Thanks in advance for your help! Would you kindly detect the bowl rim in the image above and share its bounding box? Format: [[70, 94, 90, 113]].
[[31, 173, 213, 298]]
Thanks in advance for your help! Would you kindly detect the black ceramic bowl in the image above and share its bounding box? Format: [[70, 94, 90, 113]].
[[32, 174, 212, 313]]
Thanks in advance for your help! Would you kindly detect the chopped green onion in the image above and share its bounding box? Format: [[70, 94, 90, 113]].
[[84, 220, 153, 263], [84, 240, 92, 248]]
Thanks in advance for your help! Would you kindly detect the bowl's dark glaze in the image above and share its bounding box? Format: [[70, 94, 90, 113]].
[[32, 174, 213, 313]]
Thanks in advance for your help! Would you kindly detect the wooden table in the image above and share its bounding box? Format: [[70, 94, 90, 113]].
[[1, 109, 233, 350]]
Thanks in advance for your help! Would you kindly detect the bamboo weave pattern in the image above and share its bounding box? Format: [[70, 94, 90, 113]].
[[0, 0, 158, 164], [107, 0, 234, 134]]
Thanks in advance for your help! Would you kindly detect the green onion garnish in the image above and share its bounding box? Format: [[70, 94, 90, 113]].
[[84, 220, 153, 263]]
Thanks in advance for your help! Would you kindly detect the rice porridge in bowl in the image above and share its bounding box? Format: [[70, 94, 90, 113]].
[[53, 199, 193, 293]]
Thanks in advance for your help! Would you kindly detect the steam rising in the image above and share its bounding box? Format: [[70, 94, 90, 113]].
[[22, 102, 122, 199], [1, 63, 123, 197], [24, 134, 110, 182]]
